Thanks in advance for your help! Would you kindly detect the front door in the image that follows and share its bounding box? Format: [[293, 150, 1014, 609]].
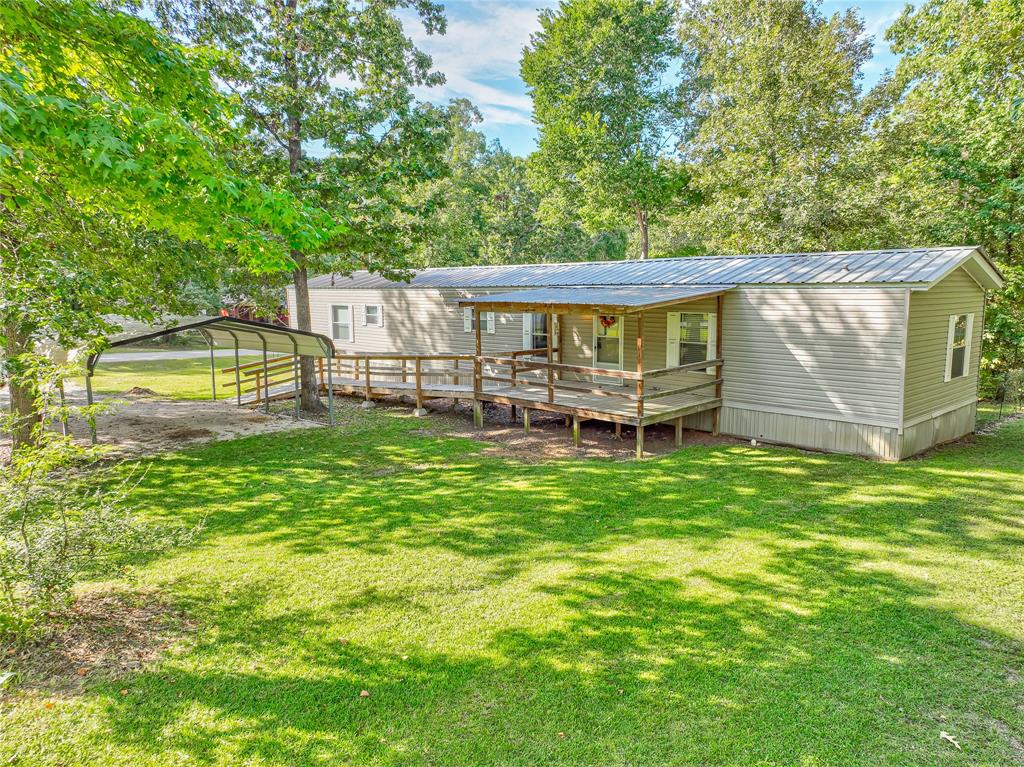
[[593, 314, 623, 384]]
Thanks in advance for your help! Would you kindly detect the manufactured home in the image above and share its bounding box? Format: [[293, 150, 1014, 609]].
[[286, 247, 1003, 460]]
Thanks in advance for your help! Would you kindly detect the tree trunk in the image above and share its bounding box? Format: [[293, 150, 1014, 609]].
[[283, 0, 323, 413], [3, 322, 39, 450], [636, 208, 649, 260]]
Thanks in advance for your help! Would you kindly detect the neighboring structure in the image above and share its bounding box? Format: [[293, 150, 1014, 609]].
[[286, 247, 1003, 460]]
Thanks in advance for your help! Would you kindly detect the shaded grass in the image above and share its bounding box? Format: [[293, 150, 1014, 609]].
[[3, 412, 1023, 766], [80, 356, 263, 400]]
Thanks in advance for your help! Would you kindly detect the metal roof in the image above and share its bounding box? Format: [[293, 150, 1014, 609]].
[[306, 247, 996, 290], [459, 285, 730, 312], [88, 316, 334, 372]]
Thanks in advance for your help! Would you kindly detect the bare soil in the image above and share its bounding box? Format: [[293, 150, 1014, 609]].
[[1, 588, 196, 697]]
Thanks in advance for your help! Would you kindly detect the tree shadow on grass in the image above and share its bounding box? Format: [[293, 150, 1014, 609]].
[[87, 540, 1024, 765]]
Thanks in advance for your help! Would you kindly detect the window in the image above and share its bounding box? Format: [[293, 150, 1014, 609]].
[[363, 304, 383, 327], [331, 305, 352, 342], [945, 313, 973, 381], [523, 313, 550, 350], [666, 311, 717, 374], [463, 308, 495, 334]]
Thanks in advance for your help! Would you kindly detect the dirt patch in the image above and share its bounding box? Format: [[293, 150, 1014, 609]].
[[390, 397, 741, 461], [164, 427, 216, 440], [2, 588, 196, 696], [124, 386, 159, 397]]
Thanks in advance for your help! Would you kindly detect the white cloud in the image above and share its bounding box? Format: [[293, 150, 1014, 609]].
[[402, 1, 556, 126]]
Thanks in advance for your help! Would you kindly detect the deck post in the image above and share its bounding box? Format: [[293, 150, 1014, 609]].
[[636, 312, 645, 423], [453, 358, 460, 387], [675, 416, 684, 447], [326, 356, 335, 425], [473, 308, 483, 428], [523, 408, 530, 434], [713, 294, 724, 436], [636, 424, 645, 459], [546, 312, 554, 403], [413, 357, 426, 416], [572, 415, 581, 447], [614, 422, 621, 439], [361, 355, 373, 408]]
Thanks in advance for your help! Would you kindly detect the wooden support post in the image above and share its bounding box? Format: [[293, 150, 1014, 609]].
[[453, 359, 460, 386], [362, 355, 373, 408], [675, 416, 684, 448], [473, 309, 483, 427], [636, 424, 645, 459], [401, 359, 408, 384], [614, 422, 622, 439], [414, 357, 425, 414], [546, 311, 554, 404], [510, 405, 517, 423], [636, 312, 645, 421], [714, 294, 724, 436], [523, 408, 530, 434], [572, 415, 581, 447]]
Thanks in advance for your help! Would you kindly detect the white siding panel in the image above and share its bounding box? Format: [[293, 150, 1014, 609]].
[[899, 400, 976, 458], [722, 287, 905, 426], [903, 268, 985, 424]]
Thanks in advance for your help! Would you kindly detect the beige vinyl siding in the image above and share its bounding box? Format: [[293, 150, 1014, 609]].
[[721, 407, 901, 460], [286, 286, 525, 355], [903, 267, 985, 424], [721, 287, 906, 427], [899, 400, 977, 458], [558, 298, 720, 394]]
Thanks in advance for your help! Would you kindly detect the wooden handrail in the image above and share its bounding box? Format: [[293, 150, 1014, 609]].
[[222, 355, 293, 374], [642, 358, 724, 379], [332, 353, 474, 361], [479, 356, 643, 380], [479, 375, 639, 400], [641, 378, 722, 402]]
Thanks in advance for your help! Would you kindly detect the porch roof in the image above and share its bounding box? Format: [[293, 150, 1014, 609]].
[[458, 285, 731, 314]]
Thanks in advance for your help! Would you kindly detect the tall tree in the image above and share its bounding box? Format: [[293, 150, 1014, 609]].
[[871, 0, 1024, 378], [677, 0, 872, 254], [521, 0, 690, 259], [0, 0, 332, 448], [155, 0, 451, 411]]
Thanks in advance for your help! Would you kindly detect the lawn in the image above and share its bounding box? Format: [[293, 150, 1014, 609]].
[[3, 407, 1023, 765], [83, 355, 263, 400]]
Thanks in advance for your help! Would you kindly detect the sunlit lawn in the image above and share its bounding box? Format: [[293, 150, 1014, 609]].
[[82, 355, 263, 400], [4, 397, 1024, 764]]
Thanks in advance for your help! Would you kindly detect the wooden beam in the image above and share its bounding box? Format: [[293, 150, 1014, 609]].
[[636, 312, 645, 421], [546, 311, 554, 403]]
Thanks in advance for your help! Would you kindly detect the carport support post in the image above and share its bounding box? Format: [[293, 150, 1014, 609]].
[[260, 336, 270, 414], [291, 338, 301, 420], [85, 371, 96, 445], [326, 356, 335, 425], [226, 330, 241, 406], [200, 330, 216, 401]]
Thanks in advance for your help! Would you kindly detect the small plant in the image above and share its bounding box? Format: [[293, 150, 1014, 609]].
[[0, 355, 200, 643]]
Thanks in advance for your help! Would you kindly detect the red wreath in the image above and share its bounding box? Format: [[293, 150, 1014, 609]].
[[598, 315, 617, 329]]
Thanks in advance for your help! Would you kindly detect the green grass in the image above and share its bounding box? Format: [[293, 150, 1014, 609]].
[[82, 356, 263, 400], [4, 411, 1024, 765]]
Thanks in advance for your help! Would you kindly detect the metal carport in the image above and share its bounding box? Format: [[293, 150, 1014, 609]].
[[85, 317, 337, 442]]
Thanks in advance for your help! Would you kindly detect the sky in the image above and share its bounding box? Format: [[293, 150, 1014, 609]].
[[403, 0, 907, 156]]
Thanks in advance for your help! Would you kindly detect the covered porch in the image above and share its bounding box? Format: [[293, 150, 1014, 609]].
[[460, 285, 728, 458]]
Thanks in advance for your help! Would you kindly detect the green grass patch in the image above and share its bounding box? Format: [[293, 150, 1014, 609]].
[[3, 412, 1024, 765], [81, 356, 263, 400]]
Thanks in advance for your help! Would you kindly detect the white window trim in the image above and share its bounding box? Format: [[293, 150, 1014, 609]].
[[666, 311, 717, 374], [944, 312, 973, 382], [362, 304, 383, 328], [523, 312, 554, 351], [330, 304, 353, 343], [463, 307, 495, 334]]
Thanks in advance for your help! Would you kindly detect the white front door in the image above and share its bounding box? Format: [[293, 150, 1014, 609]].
[[592, 314, 623, 384]]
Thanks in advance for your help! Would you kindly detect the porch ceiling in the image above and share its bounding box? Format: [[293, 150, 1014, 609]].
[[458, 285, 732, 314]]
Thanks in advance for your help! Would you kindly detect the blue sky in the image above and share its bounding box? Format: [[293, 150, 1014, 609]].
[[404, 1, 907, 156]]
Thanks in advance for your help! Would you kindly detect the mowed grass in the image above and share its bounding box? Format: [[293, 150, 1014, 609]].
[[4, 410, 1024, 765], [82, 355, 263, 400]]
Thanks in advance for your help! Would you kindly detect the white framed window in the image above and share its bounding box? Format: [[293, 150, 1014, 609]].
[[330, 304, 352, 342], [944, 313, 973, 381], [666, 311, 717, 374], [363, 304, 383, 327], [523, 312, 551, 350], [463, 307, 495, 334]]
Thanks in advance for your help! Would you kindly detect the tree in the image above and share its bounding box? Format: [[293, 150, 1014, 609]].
[[155, 0, 452, 411], [871, 0, 1024, 379], [521, 0, 690, 259], [410, 99, 622, 267], [677, 0, 872, 254], [1, 0, 334, 448]]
